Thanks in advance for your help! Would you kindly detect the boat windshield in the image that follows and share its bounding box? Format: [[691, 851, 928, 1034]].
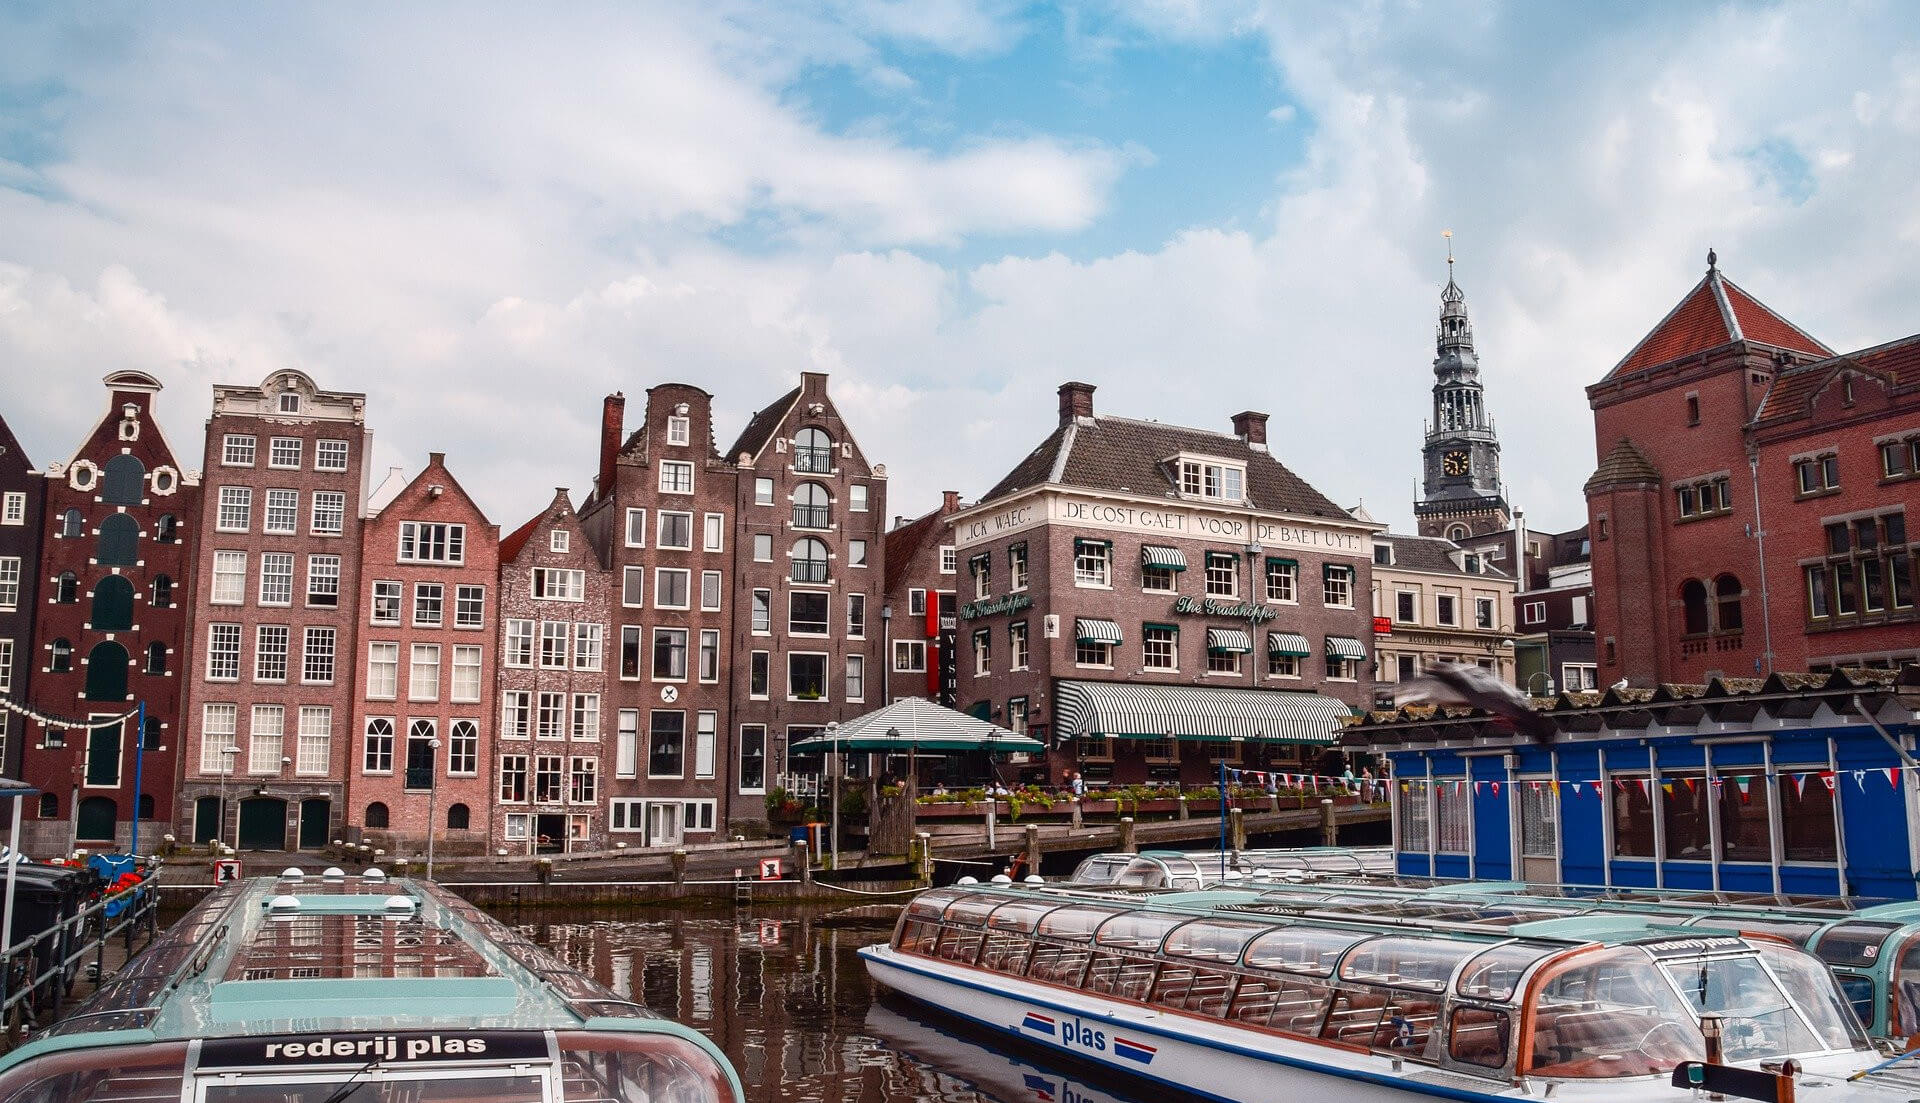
[[1527, 947, 1706, 1078], [1657, 950, 1840, 1061], [1243, 926, 1369, 977]]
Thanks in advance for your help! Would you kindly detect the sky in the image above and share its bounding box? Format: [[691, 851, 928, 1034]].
[[3, 2, 1919, 535]]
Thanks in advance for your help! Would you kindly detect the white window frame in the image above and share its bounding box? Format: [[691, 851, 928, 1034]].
[[310, 491, 345, 536], [264, 489, 298, 535], [258, 552, 294, 607], [704, 512, 725, 552], [1523, 600, 1546, 625], [754, 478, 774, 506], [656, 511, 693, 550], [397, 521, 466, 565], [451, 644, 482, 702], [573, 622, 604, 672], [654, 568, 691, 611], [315, 439, 349, 472], [659, 460, 694, 494], [211, 550, 247, 605], [216, 487, 252, 532], [701, 570, 723, 611], [268, 437, 302, 469], [787, 651, 830, 702], [939, 546, 956, 574], [624, 508, 647, 548], [221, 434, 256, 466], [550, 529, 570, 553], [408, 643, 441, 701], [667, 415, 690, 446], [366, 641, 399, 700]]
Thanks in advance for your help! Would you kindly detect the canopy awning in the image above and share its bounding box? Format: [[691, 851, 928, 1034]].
[[1268, 631, 1311, 656], [1075, 618, 1125, 645], [1205, 628, 1252, 654], [786, 697, 1044, 755], [1054, 680, 1349, 745], [1325, 636, 1368, 661], [1140, 545, 1188, 571]]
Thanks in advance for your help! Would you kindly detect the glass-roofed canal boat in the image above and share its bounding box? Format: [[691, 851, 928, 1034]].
[[863, 883, 1920, 1102], [0, 871, 744, 1103]]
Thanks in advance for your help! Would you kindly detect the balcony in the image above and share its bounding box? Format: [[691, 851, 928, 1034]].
[[791, 560, 829, 584], [794, 447, 834, 474], [791, 505, 830, 530]]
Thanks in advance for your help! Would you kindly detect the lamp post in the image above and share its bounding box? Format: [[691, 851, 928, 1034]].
[[1525, 671, 1556, 698], [824, 722, 840, 873], [424, 737, 442, 881], [217, 745, 240, 854]]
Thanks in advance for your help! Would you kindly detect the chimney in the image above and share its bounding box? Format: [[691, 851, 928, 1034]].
[[942, 490, 960, 514], [801, 370, 829, 396], [1058, 381, 1096, 426], [428, 451, 446, 466], [598, 393, 625, 494], [1231, 410, 1269, 450]]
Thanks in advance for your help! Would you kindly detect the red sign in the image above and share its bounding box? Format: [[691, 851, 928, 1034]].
[[758, 858, 783, 881], [1372, 616, 1392, 637]]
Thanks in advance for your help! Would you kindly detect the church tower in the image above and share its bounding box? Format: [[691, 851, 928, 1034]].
[[1415, 244, 1510, 540]]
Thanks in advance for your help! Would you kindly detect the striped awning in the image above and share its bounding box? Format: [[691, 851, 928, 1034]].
[[1206, 627, 1252, 654], [1140, 545, 1188, 571], [1074, 618, 1125, 645], [1325, 636, 1368, 661], [1268, 632, 1311, 656], [1053, 680, 1349, 745]]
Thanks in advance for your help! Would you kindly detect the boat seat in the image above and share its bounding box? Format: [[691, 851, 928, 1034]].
[[1321, 991, 1388, 1044], [1447, 1018, 1509, 1067]]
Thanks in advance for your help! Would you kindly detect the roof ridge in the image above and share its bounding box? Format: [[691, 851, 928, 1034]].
[[1707, 267, 1743, 343], [1718, 276, 1832, 358], [1092, 413, 1240, 441]]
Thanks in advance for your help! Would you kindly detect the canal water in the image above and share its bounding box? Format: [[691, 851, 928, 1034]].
[[516, 904, 1189, 1103]]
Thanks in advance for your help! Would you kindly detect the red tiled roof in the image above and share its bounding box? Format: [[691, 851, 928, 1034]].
[[498, 510, 543, 562], [1753, 332, 1920, 428], [1608, 268, 1829, 379]]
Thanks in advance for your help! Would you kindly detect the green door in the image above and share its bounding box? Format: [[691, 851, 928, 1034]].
[[85, 721, 122, 787], [194, 796, 223, 844], [298, 799, 331, 850], [76, 796, 117, 843], [237, 798, 287, 850]]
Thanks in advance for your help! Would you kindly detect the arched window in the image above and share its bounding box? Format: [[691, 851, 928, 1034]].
[[447, 803, 471, 830], [50, 639, 72, 673], [794, 427, 834, 473], [102, 455, 145, 505], [142, 715, 161, 749], [792, 482, 830, 529], [1715, 574, 1744, 633], [137, 793, 155, 819], [151, 575, 173, 608], [1681, 579, 1710, 635], [84, 642, 129, 701], [36, 793, 56, 819], [97, 514, 138, 566], [155, 514, 178, 543], [791, 537, 829, 583], [60, 509, 83, 539], [1447, 524, 1469, 542], [55, 572, 77, 603], [365, 802, 390, 829], [91, 576, 135, 631], [145, 643, 167, 676]]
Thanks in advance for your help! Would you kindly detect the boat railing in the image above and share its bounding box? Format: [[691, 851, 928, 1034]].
[[0, 874, 162, 1030]]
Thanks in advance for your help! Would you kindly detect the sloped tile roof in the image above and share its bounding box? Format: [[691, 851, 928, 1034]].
[[1753, 332, 1920, 428], [499, 511, 543, 563], [1607, 268, 1829, 379], [1383, 533, 1510, 579], [726, 387, 800, 460], [884, 507, 947, 594], [982, 416, 1348, 519], [1583, 438, 1661, 492]]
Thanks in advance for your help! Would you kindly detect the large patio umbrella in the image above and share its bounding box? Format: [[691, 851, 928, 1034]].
[[788, 698, 1043, 866]]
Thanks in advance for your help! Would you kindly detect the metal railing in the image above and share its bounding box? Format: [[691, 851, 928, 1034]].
[[791, 560, 829, 583], [791, 505, 830, 529], [794, 447, 834, 473], [0, 877, 161, 1030]]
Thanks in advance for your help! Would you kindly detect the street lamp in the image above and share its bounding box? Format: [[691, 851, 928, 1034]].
[[424, 737, 442, 881], [824, 722, 841, 873], [217, 745, 240, 854], [1526, 671, 1556, 698]]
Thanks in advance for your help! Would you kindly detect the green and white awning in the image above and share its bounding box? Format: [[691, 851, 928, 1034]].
[[1206, 627, 1252, 654], [1140, 545, 1188, 571], [1075, 618, 1125, 645], [786, 697, 1044, 755], [1268, 632, 1311, 656], [1054, 679, 1348, 745], [1325, 636, 1368, 661]]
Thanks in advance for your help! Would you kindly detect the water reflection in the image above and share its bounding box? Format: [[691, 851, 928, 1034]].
[[516, 907, 1180, 1103]]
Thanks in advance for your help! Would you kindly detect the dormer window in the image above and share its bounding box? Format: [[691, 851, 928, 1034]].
[[279, 392, 300, 413], [1176, 457, 1244, 503], [667, 416, 690, 446]]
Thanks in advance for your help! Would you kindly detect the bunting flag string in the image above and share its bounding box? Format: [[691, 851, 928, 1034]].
[[0, 694, 140, 731]]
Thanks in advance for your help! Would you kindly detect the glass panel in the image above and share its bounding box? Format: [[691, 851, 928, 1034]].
[[1084, 954, 1158, 1001], [1456, 942, 1562, 1001], [1244, 926, 1369, 977], [1338, 937, 1483, 992], [979, 928, 1032, 974], [1660, 953, 1823, 1061], [1448, 1007, 1511, 1068], [1036, 905, 1129, 942], [985, 900, 1060, 933], [1609, 775, 1655, 858], [1149, 963, 1236, 1017], [1093, 911, 1187, 951], [1025, 942, 1092, 986], [1779, 774, 1838, 863], [1755, 943, 1866, 1052], [1814, 922, 1902, 968], [1162, 920, 1266, 963], [1528, 947, 1704, 1077], [904, 889, 967, 921]]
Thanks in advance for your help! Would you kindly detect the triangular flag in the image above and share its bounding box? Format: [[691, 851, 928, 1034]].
[[1551, 780, 1561, 794], [1683, 777, 1697, 792], [1853, 770, 1867, 792], [1490, 781, 1500, 796], [1890, 768, 1901, 789], [1793, 773, 1807, 797], [1636, 778, 1650, 796], [1661, 781, 1675, 795], [1614, 779, 1627, 792], [1822, 773, 1836, 792]]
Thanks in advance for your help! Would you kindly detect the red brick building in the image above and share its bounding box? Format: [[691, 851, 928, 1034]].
[[1586, 252, 1920, 685], [493, 489, 610, 854], [882, 490, 963, 707], [947, 382, 1380, 787], [347, 454, 498, 854], [179, 370, 369, 850], [0, 414, 45, 780], [21, 372, 199, 852]]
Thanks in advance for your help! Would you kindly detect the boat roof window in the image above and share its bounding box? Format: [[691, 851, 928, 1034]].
[[1813, 921, 1904, 967], [1454, 941, 1562, 1001], [1659, 946, 1846, 1061], [906, 889, 968, 921], [1036, 905, 1131, 942], [227, 914, 497, 982], [986, 900, 1063, 934], [942, 894, 1010, 927], [1243, 925, 1369, 977], [1093, 911, 1188, 950], [1161, 919, 1266, 963], [1338, 936, 1486, 992]]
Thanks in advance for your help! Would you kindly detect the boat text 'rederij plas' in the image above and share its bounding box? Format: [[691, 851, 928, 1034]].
[[862, 882, 1920, 1102], [0, 871, 745, 1103]]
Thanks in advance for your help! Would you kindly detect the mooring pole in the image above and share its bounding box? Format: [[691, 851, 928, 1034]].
[[129, 700, 146, 860]]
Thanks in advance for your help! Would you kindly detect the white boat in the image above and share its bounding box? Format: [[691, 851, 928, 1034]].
[[861, 884, 1920, 1103]]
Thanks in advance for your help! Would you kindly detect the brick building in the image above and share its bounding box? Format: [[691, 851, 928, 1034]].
[[493, 490, 610, 854], [882, 490, 963, 707], [179, 370, 369, 850], [1369, 532, 1516, 703], [348, 454, 498, 854], [1585, 252, 1920, 685], [1452, 518, 1596, 695], [0, 415, 44, 779], [947, 382, 1380, 788], [724, 372, 887, 801], [21, 372, 199, 852]]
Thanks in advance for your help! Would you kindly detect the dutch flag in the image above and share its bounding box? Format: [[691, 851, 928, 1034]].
[[1022, 1012, 1056, 1036], [1112, 1037, 1157, 1065]]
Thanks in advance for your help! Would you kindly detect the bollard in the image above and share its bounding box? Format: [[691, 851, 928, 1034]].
[[1230, 807, 1247, 851], [1177, 795, 1189, 821], [536, 857, 553, 884], [796, 841, 813, 885], [915, 831, 933, 885], [1024, 825, 1042, 876], [1070, 798, 1083, 829], [1320, 798, 1337, 846], [671, 848, 688, 884], [1119, 816, 1137, 855]]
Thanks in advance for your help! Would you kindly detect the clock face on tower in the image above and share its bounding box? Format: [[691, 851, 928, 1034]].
[[1442, 449, 1471, 477]]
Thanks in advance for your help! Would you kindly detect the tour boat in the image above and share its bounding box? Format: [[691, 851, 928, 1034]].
[[0, 870, 745, 1103], [862, 882, 1920, 1102], [1067, 847, 1393, 891], [864, 999, 1156, 1103]]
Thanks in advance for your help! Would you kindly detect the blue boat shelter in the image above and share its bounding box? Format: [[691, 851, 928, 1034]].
[[1344, 669, 1920, 899]]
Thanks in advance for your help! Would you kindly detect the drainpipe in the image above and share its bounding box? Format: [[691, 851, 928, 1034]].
[[1748, 452, 1775, 675]]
